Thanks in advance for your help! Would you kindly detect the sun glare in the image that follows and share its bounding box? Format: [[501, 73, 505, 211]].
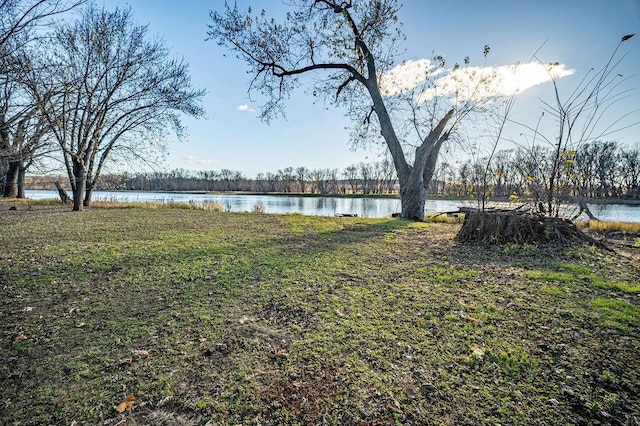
[[381, 60, 575, 103]]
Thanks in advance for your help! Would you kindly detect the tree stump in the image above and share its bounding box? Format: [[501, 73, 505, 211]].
[[455, 210, 610, 250]]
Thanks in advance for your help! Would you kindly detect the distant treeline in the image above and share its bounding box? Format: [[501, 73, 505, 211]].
[[25, 141, 640, 199], [440, 141, 640, 200], [28, 160, 400, 195]]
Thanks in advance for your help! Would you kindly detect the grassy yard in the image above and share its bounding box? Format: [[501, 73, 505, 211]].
[[0, 204, 638, 425]]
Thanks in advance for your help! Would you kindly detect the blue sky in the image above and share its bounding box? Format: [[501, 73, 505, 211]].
[[98, 0, 640, 177]]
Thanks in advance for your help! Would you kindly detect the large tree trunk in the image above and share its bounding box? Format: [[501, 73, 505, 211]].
[[17, 164, 27, 198], [397, 112, 452, 221], [400, 185, 427, 220], [2, 160, 19, 198], [72, 159, 86, 211], [83, 182, 93, 207]]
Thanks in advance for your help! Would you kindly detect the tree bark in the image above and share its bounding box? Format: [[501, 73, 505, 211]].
[[54, 181, 71, 204], [400, 181, 427, 221], [2, 160, 19, 198], [456, 210, 611, 251], [83, 182, 93, 207], [72, 159, 86, 211], [17, 164, 26, 198]]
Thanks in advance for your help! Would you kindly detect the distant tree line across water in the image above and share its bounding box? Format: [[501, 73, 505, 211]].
[[22, 140, 640, 200], [450, 141, 640, 201]]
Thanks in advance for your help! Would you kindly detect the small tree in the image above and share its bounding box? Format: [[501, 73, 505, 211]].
[[457, 35, 636, 246], [514, 34, 636, 217], [37, 5, 205, 210]]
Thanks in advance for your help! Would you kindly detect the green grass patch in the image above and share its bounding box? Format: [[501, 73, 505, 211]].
[[540, 285, 564, 295], [525, 262, 639, 294], [556, 262, 640, 294], [524, 269, 581, 284], [1, 206, 638, 425], [424, 213, 464, 224], [491, 344, 539, 376], [415, 265, 478, 283], [591, 298, 640, 332]]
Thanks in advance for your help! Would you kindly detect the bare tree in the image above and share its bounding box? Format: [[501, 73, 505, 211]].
[[343, 164, 359, 194], [359, 162, 373, 194], [592, 141, 619, 198], [0, 46, 59, 198], [1, 0, 86, 60], [1, 1, 86, 198], [36, 5, 205, 210], [471, 95, 516, 209], [295, 166, 308, 193], [278, 166, 295, 192], [619, 144, 640, 198], [0, 98, 52, 198], [310, 168, 332, 194], [514, 34, 637, 216], [208, 1, 496, 220], [457, 160, 472, 196]]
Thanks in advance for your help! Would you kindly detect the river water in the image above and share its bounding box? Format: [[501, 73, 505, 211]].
[[24, 190, 640, 223]]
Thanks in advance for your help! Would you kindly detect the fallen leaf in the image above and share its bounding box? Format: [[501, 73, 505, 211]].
[[465, 314, 478, 322], [239, 315, 252, 325], [120, 358, 133, 365], [116, 393, 135, 413], [132, 350, 149, 359], [22, 307, 34, 313], [335, 309, 345, 317], [15, 333, 27, 341], [275, 349, 288, 358]]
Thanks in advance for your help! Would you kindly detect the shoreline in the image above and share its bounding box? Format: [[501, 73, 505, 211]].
[[19, 189, 640, 206], [65, 189, 640, 205]]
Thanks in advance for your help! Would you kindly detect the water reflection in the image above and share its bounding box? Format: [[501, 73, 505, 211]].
[[23, 190, 639, 222]]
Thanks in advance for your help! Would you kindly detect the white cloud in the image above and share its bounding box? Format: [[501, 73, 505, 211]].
[[379, 59, 442, 96], [182, 155, 215, 166], [236, 104, 255, 112], [380, 60, 575, 103]]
